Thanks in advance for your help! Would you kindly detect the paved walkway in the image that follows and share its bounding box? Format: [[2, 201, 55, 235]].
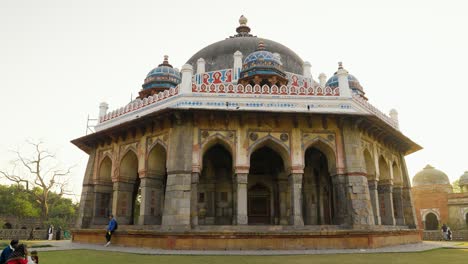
[[28, 240, 467, 255]]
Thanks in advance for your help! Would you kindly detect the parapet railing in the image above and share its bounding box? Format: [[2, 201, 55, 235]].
[[352, 94, 399, 130], [191, 83, 340, 96], [99, 86, 180, 123]]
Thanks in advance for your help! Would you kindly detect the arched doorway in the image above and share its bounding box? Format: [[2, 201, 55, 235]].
[[248, 184, 271, 224], [3, 223, 12, 229], [146, 144, 167, 225], [303, 147, 334, 225], [248, 146, 286, 225], [199, 144, 233, 225], [378, 156, 394, 225], [119, 151, 139, 225], [94, 156, 113, 223], [424, 213, 439, 230], [363, 149, 379, 225]]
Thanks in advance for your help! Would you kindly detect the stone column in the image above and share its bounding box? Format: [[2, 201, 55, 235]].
[[161, 112, 193, 228], [289, 173, 304, 226], [378, 182, 395, 225], [331, 175, 349, 225], [277, 178, 288, 225], [76, 149, 96, 228], [367, 180, 381, 225], [347, 175, 375, 225], [233, 173, 248, 225], [112, 181, 134, 225], [402, 186, 417, 228], [190, 172, 199, 227], [139, 175, 164, 225], [392, 185, 405, 225]]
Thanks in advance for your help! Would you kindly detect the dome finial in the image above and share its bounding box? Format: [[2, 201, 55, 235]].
[[158, 55, 173, 68], [235, 15, 252, 37], [338, 61, 343, 70], [239, 15, 248, 26], [257, 41, 265, 51]]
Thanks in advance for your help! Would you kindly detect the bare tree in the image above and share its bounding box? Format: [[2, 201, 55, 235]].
[[0, 140, 74, 222]]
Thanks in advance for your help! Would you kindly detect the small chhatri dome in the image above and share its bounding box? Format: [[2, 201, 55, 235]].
[[141, 55, 181, 97], [459, 171, 468, 187], [326, 62, 365, 98], [412, 164, 451, 187], [238, 41, 288, 86]]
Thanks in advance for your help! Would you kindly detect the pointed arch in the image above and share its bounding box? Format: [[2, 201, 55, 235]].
[[378, 156, 390, 181], [147, 143, 167, 178], [392, 161, 402, 185], [200, 133, 235, 171], [98, 156, 113, 183], [119, 149, 139, 182], [363, 149, 375, 180], [303, 137, 337, 175], [248, 135, 291, 171]]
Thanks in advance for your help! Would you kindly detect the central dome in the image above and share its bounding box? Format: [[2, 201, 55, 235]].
[[186, 17, 304, 74]]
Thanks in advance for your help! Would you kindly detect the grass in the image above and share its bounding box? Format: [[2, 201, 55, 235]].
[[39, 248, 468, 264]]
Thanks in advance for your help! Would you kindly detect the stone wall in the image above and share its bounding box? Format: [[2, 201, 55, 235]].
[[0, 229, 49, 240], [423, 230, 468, 241]]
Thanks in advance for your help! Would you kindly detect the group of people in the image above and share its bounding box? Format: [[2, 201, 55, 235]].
[[46, 225, 62, 240], [441, 223, 453, 241], [0, 240, 38, 264]]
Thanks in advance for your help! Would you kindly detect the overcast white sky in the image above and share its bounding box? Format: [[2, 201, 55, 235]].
[[1, 0, 467, 201]]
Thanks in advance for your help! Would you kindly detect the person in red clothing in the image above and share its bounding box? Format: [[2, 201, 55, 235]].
[[5, 244, 27, 264]]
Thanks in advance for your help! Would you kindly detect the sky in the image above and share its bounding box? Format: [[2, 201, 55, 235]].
[[1, 0, 467, 201]]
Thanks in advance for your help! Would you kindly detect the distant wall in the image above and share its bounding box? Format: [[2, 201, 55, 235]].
[[0, 229, 68, 240], [423, 230, 468, 241]]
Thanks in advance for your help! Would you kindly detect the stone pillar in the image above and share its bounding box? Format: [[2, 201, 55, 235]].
[[277, 178, 288, 225], [303, 61, 312, 78], [233, 173, 248, 225], [76, 149, 96, 228], [393, 185, 405, 225], [112, 181, 134, 225], [196, 58, 206, 74], [289, 173, 304, 226], [138, 175, 164, 225], [190, 172, 199, 227], [389, 109, 399, 129], [347, 175, 375, 225], [233, 51, 243, 82], [339, 118, 374, 226], [367, 180, 381, 225], [180, 64, 193, 94], [336, 62, 352, 98], [378, 182, 396, 225], [162, 113, 193, 227], [99, 102, 109, 119], [399, 155, 418, 228], [331, 174, 348, 225], [402, 186, 417, 228], [318, 73, 327, 87]]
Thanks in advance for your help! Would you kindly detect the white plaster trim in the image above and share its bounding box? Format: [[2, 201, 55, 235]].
[[421, 208, 441, 221]]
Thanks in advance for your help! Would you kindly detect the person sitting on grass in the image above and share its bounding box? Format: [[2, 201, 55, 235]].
[[26, 250, 38, 264], [6, 244, 27, 264], [0, 240, 19, 264]]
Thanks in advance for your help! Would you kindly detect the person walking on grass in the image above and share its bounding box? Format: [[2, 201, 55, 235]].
[[5, 244, 27, 264], [0, 240, 19, 264], [105, 214, 118, 247]]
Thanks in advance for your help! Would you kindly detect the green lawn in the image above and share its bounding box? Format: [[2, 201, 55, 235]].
[[39, 249, 468, 264]]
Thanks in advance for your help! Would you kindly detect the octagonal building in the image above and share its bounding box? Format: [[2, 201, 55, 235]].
[[72, 16, 422, 249]]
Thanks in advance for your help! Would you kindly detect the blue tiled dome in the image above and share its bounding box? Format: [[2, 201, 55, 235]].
[[143, 56, 181, 90], [240, 42, 286, 80], [325, 64, 364, 97]]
